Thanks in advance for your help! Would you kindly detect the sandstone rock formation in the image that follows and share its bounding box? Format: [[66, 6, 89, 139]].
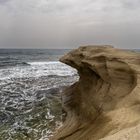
[[51, 46, 140, 140]]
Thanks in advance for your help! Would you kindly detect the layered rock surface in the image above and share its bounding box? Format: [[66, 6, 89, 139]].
[[51, 46, 140, 140]]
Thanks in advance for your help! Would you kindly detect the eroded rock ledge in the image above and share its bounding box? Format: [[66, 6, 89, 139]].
[[51, 46, 140, 140]]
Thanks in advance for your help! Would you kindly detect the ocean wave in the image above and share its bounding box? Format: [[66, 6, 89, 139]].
[[0, 71, 78, 140], [0, 50, 77, 139], [0, 61, 30, 68], [0, 61, 77, 80], [28, 61, 60, 65]]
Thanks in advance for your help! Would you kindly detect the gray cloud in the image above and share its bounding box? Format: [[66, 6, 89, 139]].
[[0, 0, 10, 4], [0, 0, 139, 49], [121, 0, 140, 9]]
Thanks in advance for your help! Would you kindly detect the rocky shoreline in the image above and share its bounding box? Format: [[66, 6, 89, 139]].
[[51, 46, 140, 140]]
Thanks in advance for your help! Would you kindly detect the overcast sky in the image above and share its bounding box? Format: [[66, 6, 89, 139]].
[[0, 0, 140, 49]]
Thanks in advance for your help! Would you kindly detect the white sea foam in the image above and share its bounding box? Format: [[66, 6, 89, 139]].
[[0, 61, 77, 80]]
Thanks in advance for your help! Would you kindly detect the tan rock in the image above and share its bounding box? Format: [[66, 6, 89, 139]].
[[50, 46, 140, 140]]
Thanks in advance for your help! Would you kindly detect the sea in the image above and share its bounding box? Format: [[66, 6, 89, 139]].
[[0, 49, 78, 140]]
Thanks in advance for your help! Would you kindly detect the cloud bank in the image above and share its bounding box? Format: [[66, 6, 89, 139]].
[[0, 0, 140, 49]]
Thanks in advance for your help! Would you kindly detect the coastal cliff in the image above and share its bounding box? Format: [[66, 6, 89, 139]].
[[51, 46, 140, 140]]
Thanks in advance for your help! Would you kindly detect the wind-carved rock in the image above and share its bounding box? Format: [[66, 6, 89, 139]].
[[51, 46, 140, 140]]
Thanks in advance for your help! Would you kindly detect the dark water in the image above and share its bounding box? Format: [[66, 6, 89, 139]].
[[0, 49, 70, 68], [0, 49, 78, 140]]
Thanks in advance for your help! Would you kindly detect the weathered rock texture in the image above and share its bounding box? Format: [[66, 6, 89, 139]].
[[51, 46, 140, 140]]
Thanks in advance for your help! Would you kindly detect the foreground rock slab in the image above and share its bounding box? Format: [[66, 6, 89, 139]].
[[50, 46, 140, 140]]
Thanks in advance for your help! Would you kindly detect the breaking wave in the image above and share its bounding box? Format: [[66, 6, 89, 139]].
[[0, 60, 78, 140], [0, 61, 77, 80]]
